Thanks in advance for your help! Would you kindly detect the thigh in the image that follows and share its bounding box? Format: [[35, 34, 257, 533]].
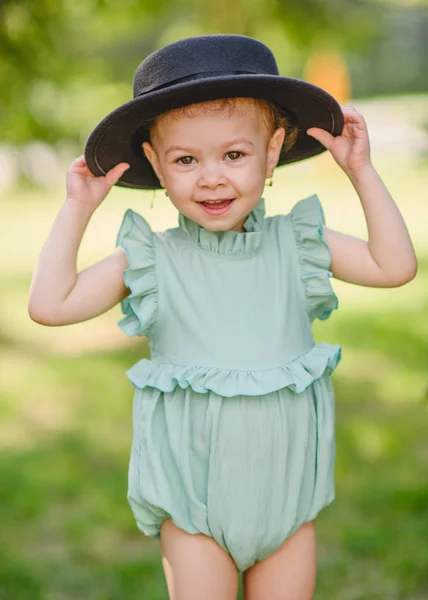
[[243, 521, 317, 600], [160, 518, 239, 600]]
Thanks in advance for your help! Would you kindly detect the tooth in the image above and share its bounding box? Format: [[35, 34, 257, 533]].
[[204, 199, 229, 204]]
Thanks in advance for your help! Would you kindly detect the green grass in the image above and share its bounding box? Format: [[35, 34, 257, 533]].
[[1, 100, 428, 598], [1, 293, 427, 598]]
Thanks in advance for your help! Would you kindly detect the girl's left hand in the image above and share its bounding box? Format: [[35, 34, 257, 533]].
[[307, 106, 371, 175]]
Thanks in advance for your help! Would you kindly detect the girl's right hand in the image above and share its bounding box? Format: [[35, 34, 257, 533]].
[[66, 155, 130, 212]]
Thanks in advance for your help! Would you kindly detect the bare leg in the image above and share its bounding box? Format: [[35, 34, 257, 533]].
[[160, 518, 239, 600], [243, 521, 317, 600]]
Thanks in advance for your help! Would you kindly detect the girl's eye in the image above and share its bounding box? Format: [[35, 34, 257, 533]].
[[226, 151, 243, 160], [176, 152, 244, 164], [177, 156, 194, 165]]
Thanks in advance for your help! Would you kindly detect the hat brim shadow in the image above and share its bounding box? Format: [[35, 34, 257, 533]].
[[84, 74, 344, 189]]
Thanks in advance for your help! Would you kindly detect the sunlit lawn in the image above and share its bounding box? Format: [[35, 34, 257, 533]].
[[1, 96, 427, 598]]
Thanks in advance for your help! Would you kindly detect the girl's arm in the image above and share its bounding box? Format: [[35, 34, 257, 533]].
[[28, 156, 131, 326], [307, 107, 418, 288]]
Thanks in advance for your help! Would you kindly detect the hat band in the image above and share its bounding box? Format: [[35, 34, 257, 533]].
[[137, 70, 256, 96]]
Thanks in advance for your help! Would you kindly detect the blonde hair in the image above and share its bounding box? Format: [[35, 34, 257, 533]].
[[146, 97, 298, 154]]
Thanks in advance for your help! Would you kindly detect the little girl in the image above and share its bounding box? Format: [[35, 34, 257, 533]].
[[28, 35, 417, 600]]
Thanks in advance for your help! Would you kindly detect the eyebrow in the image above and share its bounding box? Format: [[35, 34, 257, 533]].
[[164, 137, 255, 156]]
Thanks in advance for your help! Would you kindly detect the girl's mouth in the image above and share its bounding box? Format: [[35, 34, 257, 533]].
[[199, 199, 235, 215]]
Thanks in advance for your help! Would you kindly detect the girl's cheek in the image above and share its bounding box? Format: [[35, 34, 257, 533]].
[[164, 162, 189, 177], [166, 172, 196, 196], [239, 164, 263, 185]]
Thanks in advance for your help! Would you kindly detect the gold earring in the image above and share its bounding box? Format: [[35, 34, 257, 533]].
[[164, 189, 169, 197], [266, 176, 273, 187]]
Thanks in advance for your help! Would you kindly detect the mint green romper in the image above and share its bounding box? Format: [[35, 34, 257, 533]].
[[116, 194, 342, 572]]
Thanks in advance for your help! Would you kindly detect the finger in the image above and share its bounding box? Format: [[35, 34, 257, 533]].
[[68, 155, 86, 170], [104, 162, 130, 187], [71, 154, 86, 166], [343, 119, 368, 139], [67, 155, 91, 177], [306, 127, 335, 150], [341, 106, 362, 117], [341, 106, 367, 128]]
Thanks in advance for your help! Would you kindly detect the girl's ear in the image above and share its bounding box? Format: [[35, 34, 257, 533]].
[[142, 142, 165, 187], [266, 128, 286, 178]]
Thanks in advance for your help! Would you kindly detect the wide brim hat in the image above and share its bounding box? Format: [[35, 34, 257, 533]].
[[84, 34, 344, 189]]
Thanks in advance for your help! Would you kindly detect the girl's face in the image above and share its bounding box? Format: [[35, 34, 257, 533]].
[[143, 99, 285, 232]]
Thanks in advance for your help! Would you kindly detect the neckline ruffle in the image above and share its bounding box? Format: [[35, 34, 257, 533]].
[[178, 198, 265, 256]]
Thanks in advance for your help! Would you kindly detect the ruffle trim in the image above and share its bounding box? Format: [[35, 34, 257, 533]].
[[289, 195, 339, 322], [116, 209, 158, 336], [125, 342, 342, 397], [177, 198, 266, 256]]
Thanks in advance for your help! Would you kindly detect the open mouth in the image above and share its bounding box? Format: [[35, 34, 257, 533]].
[[198, 198, 235, 215]]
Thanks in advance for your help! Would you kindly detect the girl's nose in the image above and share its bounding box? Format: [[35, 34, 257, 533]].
[[197, 164, 226, 189]]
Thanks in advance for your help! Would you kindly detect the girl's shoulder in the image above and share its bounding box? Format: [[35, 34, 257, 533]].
[[266, 194, 338, 322], [115, 208, 183, 255], [116, 208, 154, 249], [115, 208, 157, 337], [265, 194, 326, 233], [264, 193, 327, 252]]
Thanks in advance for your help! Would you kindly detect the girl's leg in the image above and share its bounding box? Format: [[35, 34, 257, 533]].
[[243, 520, 317, 600], [160, 518, 239, 600]]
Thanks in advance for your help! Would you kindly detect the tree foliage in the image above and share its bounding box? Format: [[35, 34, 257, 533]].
[[0, 0, 398, 143]]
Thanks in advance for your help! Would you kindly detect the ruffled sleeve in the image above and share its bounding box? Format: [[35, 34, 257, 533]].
[[116, 209, 158, 336], [289, 194, 338, 322]]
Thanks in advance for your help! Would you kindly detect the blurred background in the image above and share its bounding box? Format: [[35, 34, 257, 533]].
[[1, 0, 427, 598]]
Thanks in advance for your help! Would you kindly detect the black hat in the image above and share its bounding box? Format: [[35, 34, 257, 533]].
[[84, 34, 344, 189]]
